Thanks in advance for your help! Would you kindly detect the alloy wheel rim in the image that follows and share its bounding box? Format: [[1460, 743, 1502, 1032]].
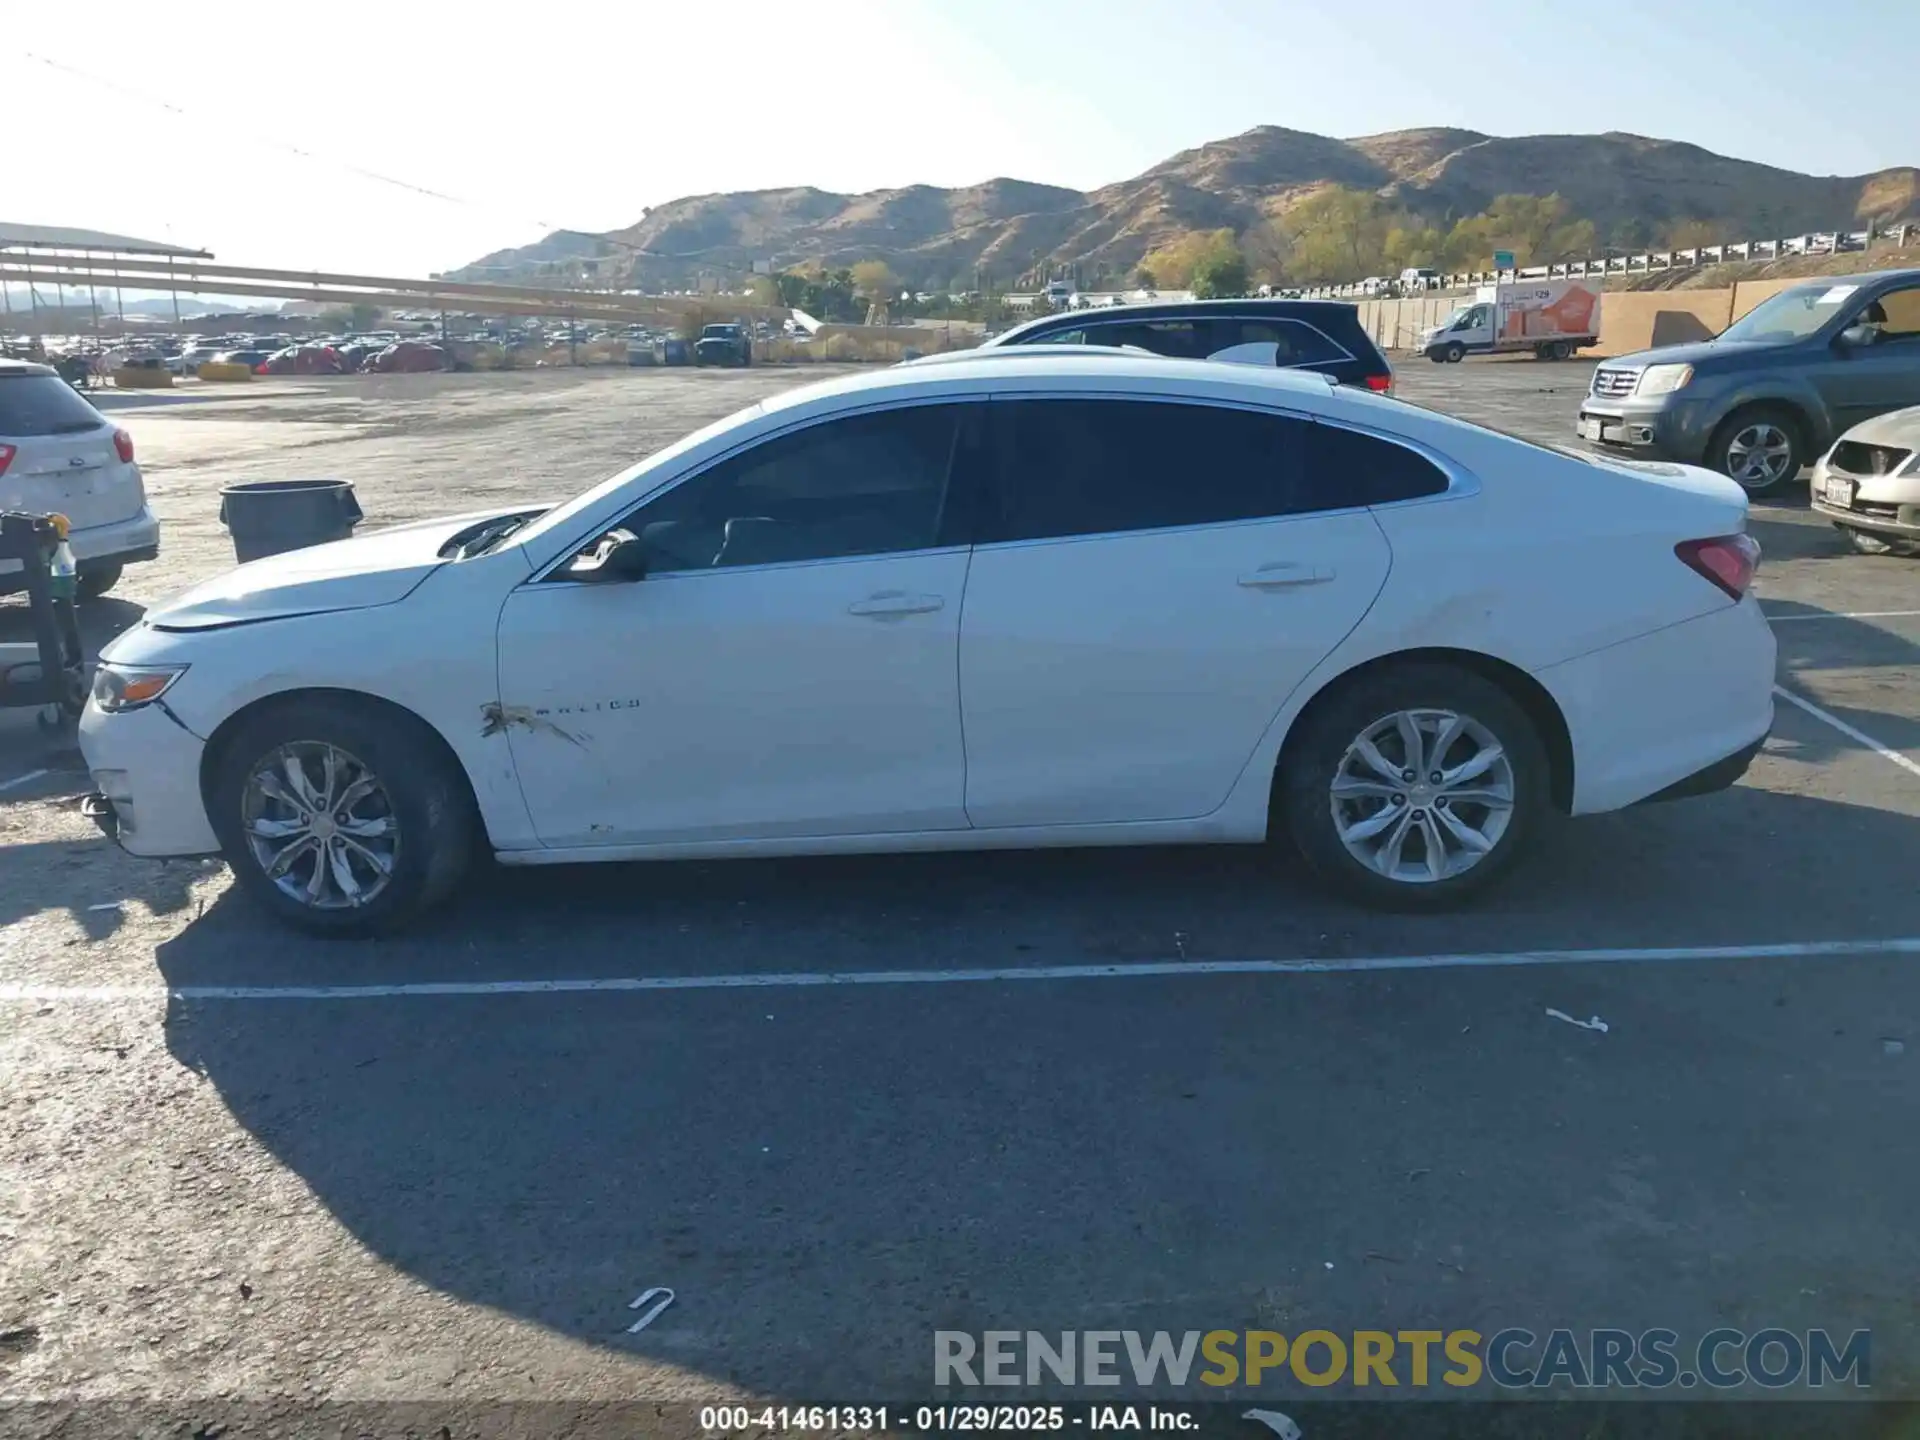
[[1725, 423, 1793, 489], [240, 741, 399, 909], [1329, 708, 1516, 884]]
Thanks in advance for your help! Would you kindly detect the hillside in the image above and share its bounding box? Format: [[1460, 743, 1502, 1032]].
[[451, 127, 1919, 288]]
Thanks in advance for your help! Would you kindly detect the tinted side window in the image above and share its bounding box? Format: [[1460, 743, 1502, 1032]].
[[1228, 320, 1350, 366], [0, 375, 105, 438], [1080, 320, 1207, 359], [631, 404, 964, 571], [1306, 422, 1450, 507], [984, 399, 1310, 543]]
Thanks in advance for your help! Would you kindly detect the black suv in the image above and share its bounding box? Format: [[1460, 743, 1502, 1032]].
[[981, 299, 1394, 391]]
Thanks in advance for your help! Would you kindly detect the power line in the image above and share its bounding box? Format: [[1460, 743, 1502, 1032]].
[[22, 50, 767, 280]]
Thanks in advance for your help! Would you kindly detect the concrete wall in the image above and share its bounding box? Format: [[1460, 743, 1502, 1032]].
[[1360, 279, 1840, 359]]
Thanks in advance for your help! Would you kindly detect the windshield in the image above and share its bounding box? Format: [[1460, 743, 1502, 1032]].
[[701, 325, 737, 339], [1717, 284, 1858, 344], [1440, 307, 1471, 329]]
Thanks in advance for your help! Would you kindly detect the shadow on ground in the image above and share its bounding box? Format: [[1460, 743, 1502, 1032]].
[[156, 785, 1920, 1395]]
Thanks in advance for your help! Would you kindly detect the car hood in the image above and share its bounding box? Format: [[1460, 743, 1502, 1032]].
[[1832, 404, 1920, 448], [142, 504, 544, 632], [1601, 338, 1777, 370]]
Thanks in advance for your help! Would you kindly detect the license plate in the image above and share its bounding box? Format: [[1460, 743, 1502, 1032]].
[[1823, 477, 1857, 508], [1577, 418, 1603, 441]]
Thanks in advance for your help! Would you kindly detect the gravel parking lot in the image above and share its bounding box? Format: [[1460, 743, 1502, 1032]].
[[3, 360, 1918, 1416]]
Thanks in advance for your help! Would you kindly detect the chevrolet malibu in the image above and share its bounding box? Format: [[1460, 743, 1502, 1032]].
[[80, 351, 1777, 935]]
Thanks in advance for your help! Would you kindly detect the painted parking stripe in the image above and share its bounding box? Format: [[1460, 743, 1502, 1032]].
[[0, 769, 49, 794], [5, 937, 1920, 1004], [1765, 609, 1920, 623], [1773, 684, 1920, 780]]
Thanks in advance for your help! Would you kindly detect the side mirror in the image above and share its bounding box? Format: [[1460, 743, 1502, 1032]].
[[568, 530, 649, 584], [1836, 325, 1874, 351]]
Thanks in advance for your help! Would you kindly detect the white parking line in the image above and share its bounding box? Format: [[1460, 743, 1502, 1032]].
[[5, 937, 1919, 1004], [1773, 684, 1920, 780], [1765, 609, 1920, 623], [0, 768, 49, 794]]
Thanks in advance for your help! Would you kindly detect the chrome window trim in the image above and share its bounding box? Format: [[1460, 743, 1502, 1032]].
[[1036, 313, 1359, 367]]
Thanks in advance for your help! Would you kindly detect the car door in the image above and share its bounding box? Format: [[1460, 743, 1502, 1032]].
[[956, 395, 1400, 829], [494, 401, 978, 849], [1831, 283, 1920, 429]]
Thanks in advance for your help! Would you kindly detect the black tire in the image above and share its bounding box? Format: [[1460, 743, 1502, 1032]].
[[207, 695, 477, 936], [1705, 404, 1804, 497], [1443, 342, 1465, 363], [1428, 352, 1446, 364], [1278, 662, 1552, 911], [1549, 340, 1573, 361], [1841, 525, 1920, 558], [77, 562, 123, 601]]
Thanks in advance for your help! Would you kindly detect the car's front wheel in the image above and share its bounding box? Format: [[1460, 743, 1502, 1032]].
[[1707, 405, 1803, 496], [1443, 342, 1465, 363], [1278, 663, 1552, 910], [208, 696, 476, 935]]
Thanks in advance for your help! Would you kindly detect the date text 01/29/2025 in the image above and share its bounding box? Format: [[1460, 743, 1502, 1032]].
[[699, 1405, 1199, 1432]]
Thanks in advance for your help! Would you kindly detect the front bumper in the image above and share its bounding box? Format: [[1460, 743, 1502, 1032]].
[[77, 696, 221, 858], [1575, 396, 1716, 464], [1808, 460, 1920, 539]]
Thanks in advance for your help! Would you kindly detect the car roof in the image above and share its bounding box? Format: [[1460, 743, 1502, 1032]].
[[989, 296, 1361, 343], [758, 347, 1344, 417], [0, 357, 57, 378], [1779, 267, 1920, 292]]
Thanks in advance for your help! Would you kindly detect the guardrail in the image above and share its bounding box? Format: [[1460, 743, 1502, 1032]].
[[1300, 222, 1920, 299]]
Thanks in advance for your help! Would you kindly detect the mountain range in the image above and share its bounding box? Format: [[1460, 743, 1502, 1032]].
[[452, 126, 1920, 289]]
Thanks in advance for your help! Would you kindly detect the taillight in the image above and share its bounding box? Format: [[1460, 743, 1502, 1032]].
[[1675, 533, 1761, 600], [113, 428, 135, 464], [0, 443, 14, 477], [1363, 372, 1394, 393]]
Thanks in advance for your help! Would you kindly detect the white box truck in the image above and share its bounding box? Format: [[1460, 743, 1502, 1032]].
[[1417, 278, 1602, 363]]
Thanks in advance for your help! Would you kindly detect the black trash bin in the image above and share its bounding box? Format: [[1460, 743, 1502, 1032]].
[[219, 480, 363, 564]]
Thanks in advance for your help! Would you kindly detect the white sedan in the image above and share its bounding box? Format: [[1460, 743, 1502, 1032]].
[[80, 350, 1776, 935]]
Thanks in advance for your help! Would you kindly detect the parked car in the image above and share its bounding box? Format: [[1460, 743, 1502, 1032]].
[[213, 349, 275, 372], [694, 323, 753, 367], [0, 358, 159, 600], [366, 342, 448, 374], [981, 298, 1395, 391], [1808, 404, 1920, 555], [1577, 268, 1920, 494], [79, 351, 1773, 935], [260, 345, 347, 376]]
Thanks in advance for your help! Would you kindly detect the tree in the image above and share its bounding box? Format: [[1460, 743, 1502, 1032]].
[[1138, 229, 1239, 290], [851, 260, 900, 302], [1131, 264, 1157, 289], [347, 302, 383, 332], [1280, 188, 1394, 283], [1190, 244, 1250, 299]]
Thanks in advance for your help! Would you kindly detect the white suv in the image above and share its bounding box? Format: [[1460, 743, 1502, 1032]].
[[0, 359, 160, 599]]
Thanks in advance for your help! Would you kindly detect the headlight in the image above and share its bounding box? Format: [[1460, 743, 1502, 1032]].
[[1636, 363, 1693, 397], [90, 663, 188, 713]]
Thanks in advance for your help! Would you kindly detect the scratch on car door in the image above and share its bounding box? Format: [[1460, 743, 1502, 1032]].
[[479, 701, 587, 749]]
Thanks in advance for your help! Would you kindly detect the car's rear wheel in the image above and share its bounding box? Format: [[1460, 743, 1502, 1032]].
[[208, 697, 476, 936], [1278, 663, 1552, 911], [1707, 405, 1803, 496], [76, 563, 122, 601]]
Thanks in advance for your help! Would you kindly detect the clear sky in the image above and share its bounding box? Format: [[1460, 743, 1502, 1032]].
[[6, 0, 1915, 278]]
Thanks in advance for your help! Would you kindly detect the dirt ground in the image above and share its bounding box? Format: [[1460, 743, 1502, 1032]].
[[2, 361, 1918, 1429]]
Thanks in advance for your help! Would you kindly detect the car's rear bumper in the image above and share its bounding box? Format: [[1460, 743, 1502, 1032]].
[[1535, 596, 1777, 815], [0, 504, 159, 588], [1634, 733, 1767, 804], [77, 696, 220, 858]]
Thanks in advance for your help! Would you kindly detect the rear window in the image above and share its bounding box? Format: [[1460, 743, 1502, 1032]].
[[0, 374, 105, 438]]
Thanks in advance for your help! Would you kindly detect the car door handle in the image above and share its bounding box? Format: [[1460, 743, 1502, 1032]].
[[848, 592, 945, 617], [1237, 563, 1333, 589]]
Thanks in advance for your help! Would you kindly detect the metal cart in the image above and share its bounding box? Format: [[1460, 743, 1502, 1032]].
[[0, 512, 87, 731]]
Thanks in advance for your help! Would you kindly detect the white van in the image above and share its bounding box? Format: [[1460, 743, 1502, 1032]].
[[1399, 268, 1442, 292]]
